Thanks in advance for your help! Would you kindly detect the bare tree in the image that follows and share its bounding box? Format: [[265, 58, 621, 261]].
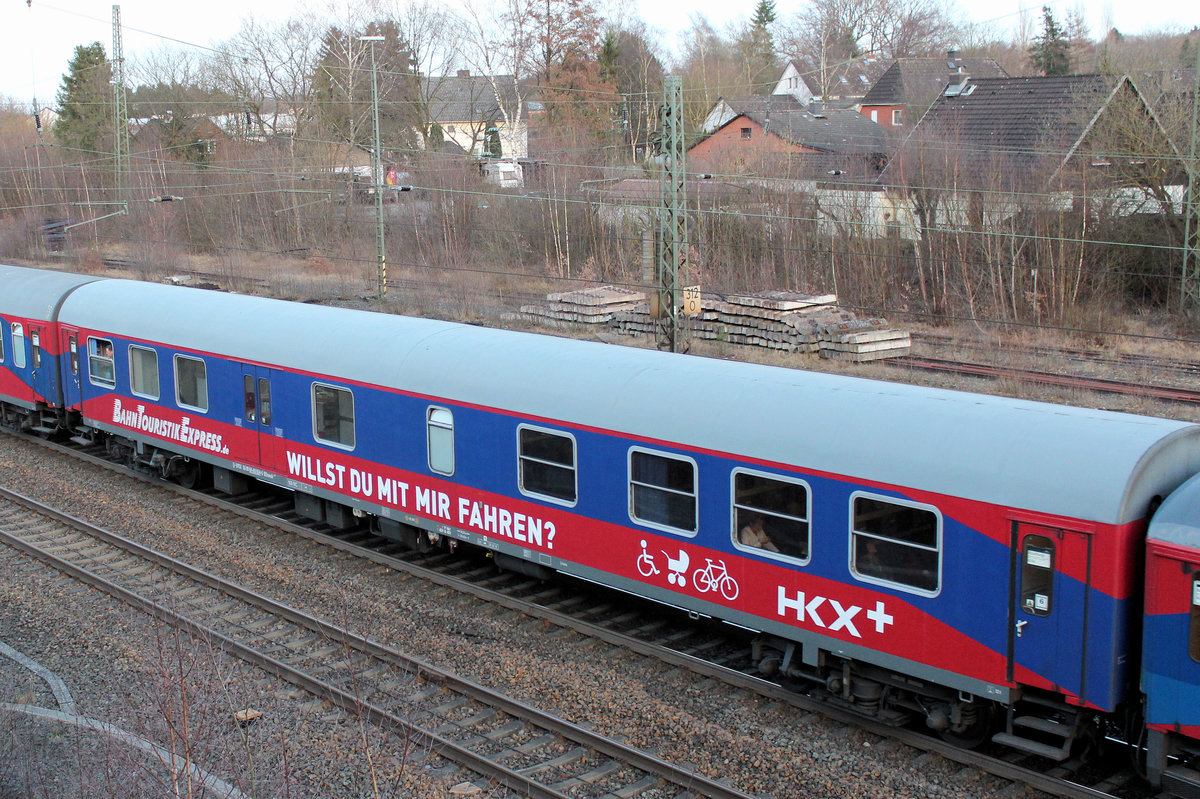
[[460, 0, 534, 144], [676, 18, 751, 129], [778, 0, 957, 74], [380, 0, 462, 149], [206, 14, 326, 139]]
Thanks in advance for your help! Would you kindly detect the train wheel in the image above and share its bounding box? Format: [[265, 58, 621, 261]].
[[174, 460, 207, 490], [938, 702, 996, 749]]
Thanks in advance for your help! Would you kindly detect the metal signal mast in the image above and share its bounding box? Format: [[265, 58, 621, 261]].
[[112, 5, 129, 199], [656, 76, 687, 352]]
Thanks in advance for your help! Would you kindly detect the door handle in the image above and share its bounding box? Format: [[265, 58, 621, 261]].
[[1015, 620, 1028, 638]]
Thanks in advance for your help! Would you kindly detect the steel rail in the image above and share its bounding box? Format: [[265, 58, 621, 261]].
[[892, 355, 1200, 405], [1, 428, 1133, 799], [0, 483, 757, 799]]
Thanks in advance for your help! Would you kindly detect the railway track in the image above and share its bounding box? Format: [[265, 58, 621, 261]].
[[0, 481, 755, 799], [914, 331, 1200, 381], [1, 428, 1147, 798], [890, 354, 1200, 405]]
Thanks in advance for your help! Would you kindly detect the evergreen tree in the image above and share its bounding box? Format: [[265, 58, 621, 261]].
[[745, 0, 780, 90], [484, 124, 502, 158], [752, 0, 777, 32], [1029, 6, 1070, 76], [311, 20, 415, 149], [54, 42, 112, 153], [599, 30, 620, 84]]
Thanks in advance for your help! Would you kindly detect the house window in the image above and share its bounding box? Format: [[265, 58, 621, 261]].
[[518, 426, 577, 504], [446, 124, 456, 134], [313, 383, 355, 448], [851, 493, 940, 594], [129, 345, 159, 399], [87, 336, 113, 386], [870, 109, 878, 122], [175, 355, 208, 412], [428, 407, 455, 475], [892, 109, 903, 126], [740, 127, 752, 139], [629, 449, 696, 534], [733, 470, 810, 561]]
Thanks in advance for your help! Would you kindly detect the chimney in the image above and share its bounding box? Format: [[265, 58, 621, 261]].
[[457, 69, 470, 77], [947, 49, 959, 61]]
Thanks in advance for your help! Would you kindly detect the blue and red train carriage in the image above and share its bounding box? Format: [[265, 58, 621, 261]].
[[4, 262, 1200, 792]]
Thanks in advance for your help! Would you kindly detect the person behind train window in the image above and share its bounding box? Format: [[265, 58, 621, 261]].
[[858, 538, 888, 580], [740, 515, 779, 552]]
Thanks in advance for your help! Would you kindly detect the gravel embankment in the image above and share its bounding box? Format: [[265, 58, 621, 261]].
[[0, 434, 1042, 798]]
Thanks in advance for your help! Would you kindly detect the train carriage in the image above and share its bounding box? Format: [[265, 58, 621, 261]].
[[6, 263, 1200, 786], [1144, 473, 1200, 792], [51, 271, 1200, 751], [0, 264, 101, 430]]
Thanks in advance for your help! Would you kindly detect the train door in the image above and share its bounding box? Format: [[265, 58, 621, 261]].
[[27, 323, 55, 404], [1008, 522, 1092, 697], [240, 364, 277, 471], [59, 328, 83, 409]]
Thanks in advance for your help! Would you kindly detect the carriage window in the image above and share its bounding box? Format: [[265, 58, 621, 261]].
[[313, 384, 354, 448], [244, 375, 256, 421], [518, 427, 576, 504], [87, 336, 113, 386], [11, 325, 26, 369], [30, 330, 40, 368], [174, 355, 208, 411], [428, 407, 455, 475], [0, 321, 5, 362], [733, 471, 810, 561], [129, 345, 159, 399], [1020, 535, 1055, 617], [851, 494, 940, 594], [629, 449, 696, 534], [258, 378, 272, 426]]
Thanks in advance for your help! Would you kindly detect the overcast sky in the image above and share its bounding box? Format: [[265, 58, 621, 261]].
[[1, 0, 1194, 111]]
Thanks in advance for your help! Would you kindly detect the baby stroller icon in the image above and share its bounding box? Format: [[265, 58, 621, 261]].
[[664, 549, 690, 587]]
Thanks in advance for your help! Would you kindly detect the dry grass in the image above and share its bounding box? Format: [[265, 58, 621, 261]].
[[23, 250, 1200, 424]]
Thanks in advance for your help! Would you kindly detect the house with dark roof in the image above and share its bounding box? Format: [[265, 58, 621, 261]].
[[881, 73, 1183, 242], [422, 70, 532, 159], [688, 105, 887, 179], [859, 51, 1007, 132], [131, 114, 226, 161], [770, 57, 890, 108]]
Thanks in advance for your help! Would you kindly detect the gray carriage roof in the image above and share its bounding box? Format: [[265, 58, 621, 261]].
[[1149, 471, 1200, 548], [0, 264, 102, 321], [57, 273, 1200, 527]]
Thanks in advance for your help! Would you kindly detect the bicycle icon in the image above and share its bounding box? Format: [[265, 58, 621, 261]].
[[693, 558, 739, 601]]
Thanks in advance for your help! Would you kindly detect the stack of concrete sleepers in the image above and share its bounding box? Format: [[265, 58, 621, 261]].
[[516, 286, 911, 360], [511, 285, 645, 328], [818, 319, 912, 361]]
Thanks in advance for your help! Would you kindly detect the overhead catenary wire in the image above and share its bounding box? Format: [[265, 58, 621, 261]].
[[9, 8, 1198, 352]]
